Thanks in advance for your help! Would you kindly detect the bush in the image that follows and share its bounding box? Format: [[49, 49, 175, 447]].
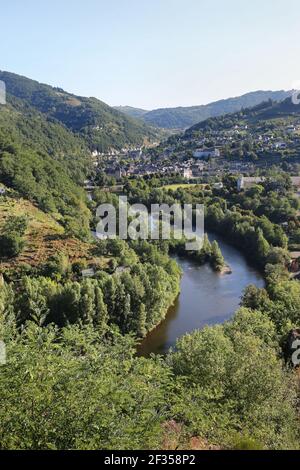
[[0, 233, 25, 258], [231, 435, 264, 450], [72, 260, 88, 275], [43, 253, 71, 279], [3, 215, 28, 237]]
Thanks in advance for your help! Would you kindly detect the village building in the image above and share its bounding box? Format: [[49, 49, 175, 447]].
[[183, 168, 193, 179], [290, 252, 300, 273], [237, 176, 300, 192], [193, 148, 221, 159], [237, 176, 264, 191]]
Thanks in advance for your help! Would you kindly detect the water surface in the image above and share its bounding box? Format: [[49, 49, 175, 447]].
[[138, 233, 264, 356]]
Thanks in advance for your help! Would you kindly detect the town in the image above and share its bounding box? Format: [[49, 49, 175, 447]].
[[87, 112, 300, 185]]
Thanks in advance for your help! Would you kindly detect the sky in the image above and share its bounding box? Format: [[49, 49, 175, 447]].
[[0, 0, 300, 109]]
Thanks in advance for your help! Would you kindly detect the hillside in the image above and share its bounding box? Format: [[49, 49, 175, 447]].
[[116, 90, 292, 129], [114, 105, 149, 120], [0, 99, 91, 239], [185, 96, 300, 135], [0, 195, 108, 271], [0, 71, 163, 241], [0, 94, 90, 183], [0, 71, 161, 151]]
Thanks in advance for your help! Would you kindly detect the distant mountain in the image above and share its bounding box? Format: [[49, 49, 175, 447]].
[[116, 91, 293, 129], [0, 71, 161, 152], [114, 105, 149, 120]]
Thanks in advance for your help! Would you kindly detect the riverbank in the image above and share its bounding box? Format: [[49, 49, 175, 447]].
[[137, 232, 264, 356], [219, 264, 232, 275]]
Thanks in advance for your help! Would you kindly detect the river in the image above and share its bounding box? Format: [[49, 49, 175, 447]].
[[137, 232, 265, 356]]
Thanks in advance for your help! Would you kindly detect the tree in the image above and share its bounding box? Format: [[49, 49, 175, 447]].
[[79, 280, 95, 324], [169, 317, 298, 449], [256, 229, 270, 266], [137, 303, 147, 337], [94, 287, 108, 334], [197, 234, 211, 263], [0, 232, 25, 258], [0, 323, 171, 450], [3, 215, 28, 236], [266, 247, 290, 267], [210, 240, 225, 271], [43, 253, 71, 280], [0, 215, 28, 258]]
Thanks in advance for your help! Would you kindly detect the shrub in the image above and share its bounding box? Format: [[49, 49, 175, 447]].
[[0, 233, 25, 258]]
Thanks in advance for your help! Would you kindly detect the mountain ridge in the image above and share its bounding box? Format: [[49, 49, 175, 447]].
[[115, 90, 293, 129], [185, 95, 300, 135], [0, 71, 161, 151]]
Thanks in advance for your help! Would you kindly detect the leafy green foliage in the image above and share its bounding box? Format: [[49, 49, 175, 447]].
[[0, 215, 28, 258], [0, 233, 25, 258], [169, 309, 298, 449], [0, 131, 90, 239], [0, 324, 172, 450], [0, 307, 298, 450], [0, 96, 90, 184], [5, 238, 180, 336], [124, 178, 288, 270]]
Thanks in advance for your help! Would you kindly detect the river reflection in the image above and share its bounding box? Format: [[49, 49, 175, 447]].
[[137, 233, 264, 356]]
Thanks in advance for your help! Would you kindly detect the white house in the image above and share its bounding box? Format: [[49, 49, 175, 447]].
[[183, 168, 193, 179], [237, 176, 264, 191], [213, 182, 224, 190], [291, 177, 300, 190], [193, 148, 221, 159], [238, 176, 300, 192], [273, 141, 287, 150], [81, 268, 95, 278]]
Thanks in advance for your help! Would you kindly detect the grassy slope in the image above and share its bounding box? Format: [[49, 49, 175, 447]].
[[0, 195, 107, 270], [161, 183, 204, 191]]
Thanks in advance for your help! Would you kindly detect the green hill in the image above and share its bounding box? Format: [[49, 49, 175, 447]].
[[116, 90, 292, 129], [0, 71, 161, 151], [0, 95, 89, 183], [185, 96, 300, 135], [0, 70, 164, 240], [0, 89, 92, 240]]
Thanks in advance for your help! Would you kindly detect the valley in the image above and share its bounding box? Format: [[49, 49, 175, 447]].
[[0, 71, 300, 452]]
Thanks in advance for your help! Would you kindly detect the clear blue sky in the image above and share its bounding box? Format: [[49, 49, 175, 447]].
[[0, 0, 299, 109]]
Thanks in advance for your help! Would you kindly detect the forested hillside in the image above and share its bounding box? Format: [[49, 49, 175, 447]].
[[186, 96, 300, 135], [0, 71, 161, 151], [0, 95, 89, 183], [0, 94, 91, 239]]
